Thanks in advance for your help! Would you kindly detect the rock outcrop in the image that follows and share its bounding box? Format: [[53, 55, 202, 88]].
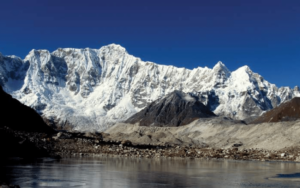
[[0, 86, 55, 133], [126, 90, 216, 127], [0, 86, 57, 187], [251, 97, 300, 124], [0, 85, 57, 160]]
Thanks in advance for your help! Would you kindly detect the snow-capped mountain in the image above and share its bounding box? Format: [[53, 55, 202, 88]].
[[0, 44, 299, 131]]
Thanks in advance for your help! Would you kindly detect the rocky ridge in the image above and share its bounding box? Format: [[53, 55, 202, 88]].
[[251, 97, 300, 124], [0, 44, 299, 131], [126, 90, 216, 127], [0, 86, 57, 188], [0, 86, 55, 133]]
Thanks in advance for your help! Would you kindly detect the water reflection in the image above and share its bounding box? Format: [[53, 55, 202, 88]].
[[5, 157, 300, 188]]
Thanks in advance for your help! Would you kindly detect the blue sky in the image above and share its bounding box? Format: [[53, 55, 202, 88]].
[[0, 0, 299, 87]]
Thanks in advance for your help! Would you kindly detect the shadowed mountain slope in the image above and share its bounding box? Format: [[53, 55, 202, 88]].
[[125, 90, 216, 127], [0, 86, 57, 186], [0, 85, 55, 134], [251, 97, 300, 124]]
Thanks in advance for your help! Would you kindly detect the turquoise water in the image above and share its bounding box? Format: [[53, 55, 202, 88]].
[[5, 157, 300, 188]]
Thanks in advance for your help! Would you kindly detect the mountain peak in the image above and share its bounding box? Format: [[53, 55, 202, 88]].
[[27, 49, 51, 56], [216, 61, 225, 66], [240, 65, 251, 71], [102, 43, 127, 52], [169, 90, 196, 102], [126, 90, 215, 127], [212, 61, 231, 83], [213, 61, 230, 72], [213, 61, 225, 67], [25, 49, 51, 62], [234, 65, 253, 75]]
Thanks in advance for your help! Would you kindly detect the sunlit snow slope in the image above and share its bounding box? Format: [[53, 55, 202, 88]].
[[0, 44, 299, 131]]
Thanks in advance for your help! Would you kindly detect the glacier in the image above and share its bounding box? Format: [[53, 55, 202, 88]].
[[0, 44, 299, 131]]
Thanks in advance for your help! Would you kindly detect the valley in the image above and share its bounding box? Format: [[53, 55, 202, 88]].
[[1, 45, 300, 187]]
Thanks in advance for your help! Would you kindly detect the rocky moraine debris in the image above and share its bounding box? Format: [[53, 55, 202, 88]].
[[52, 131, 300, 162], [0, 183, 20, 188], [0, 127, 57, 188], [0, 127, 56, 158], [2, 129, 300, 188]]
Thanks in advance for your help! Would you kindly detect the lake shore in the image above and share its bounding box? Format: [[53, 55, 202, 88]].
[[2, 132, 300, 188], [53, 136, 300, 162], [51, 119, 300, 162], [3, 118, 300, 188]]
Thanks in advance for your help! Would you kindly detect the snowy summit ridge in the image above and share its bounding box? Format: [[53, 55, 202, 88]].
[[0, 44, 299, 131]]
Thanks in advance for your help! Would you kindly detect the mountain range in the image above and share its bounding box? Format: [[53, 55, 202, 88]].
[[0, 44, 299, 131]]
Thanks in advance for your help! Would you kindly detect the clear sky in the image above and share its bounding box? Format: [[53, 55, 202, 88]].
[[0, 0, 299, 87]]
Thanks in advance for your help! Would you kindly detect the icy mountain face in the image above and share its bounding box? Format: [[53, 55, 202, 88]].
[[0, 53, 28, 91], [0, 44, 299, 131]]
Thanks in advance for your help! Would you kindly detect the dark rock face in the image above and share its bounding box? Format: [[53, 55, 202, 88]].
[[251, 97, 300, 124], [0, 86, 57, 186], [0, 127, 55, 158], [0, 86, 55, 134], [126, 90, 216, 127], [0, 127, 57, 187], [0, 85, 57, 157]]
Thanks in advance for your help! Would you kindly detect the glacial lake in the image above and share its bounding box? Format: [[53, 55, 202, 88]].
[[4, 157, 300, 188]]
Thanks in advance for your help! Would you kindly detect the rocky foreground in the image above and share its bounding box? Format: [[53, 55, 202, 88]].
[[0, 183, 20, 188], [3, 126, 299, 163], [4, 127, 297, 163], [52, 131, 300, 162], [0, 127, 57, 188], [2, 127, 300, 188]]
